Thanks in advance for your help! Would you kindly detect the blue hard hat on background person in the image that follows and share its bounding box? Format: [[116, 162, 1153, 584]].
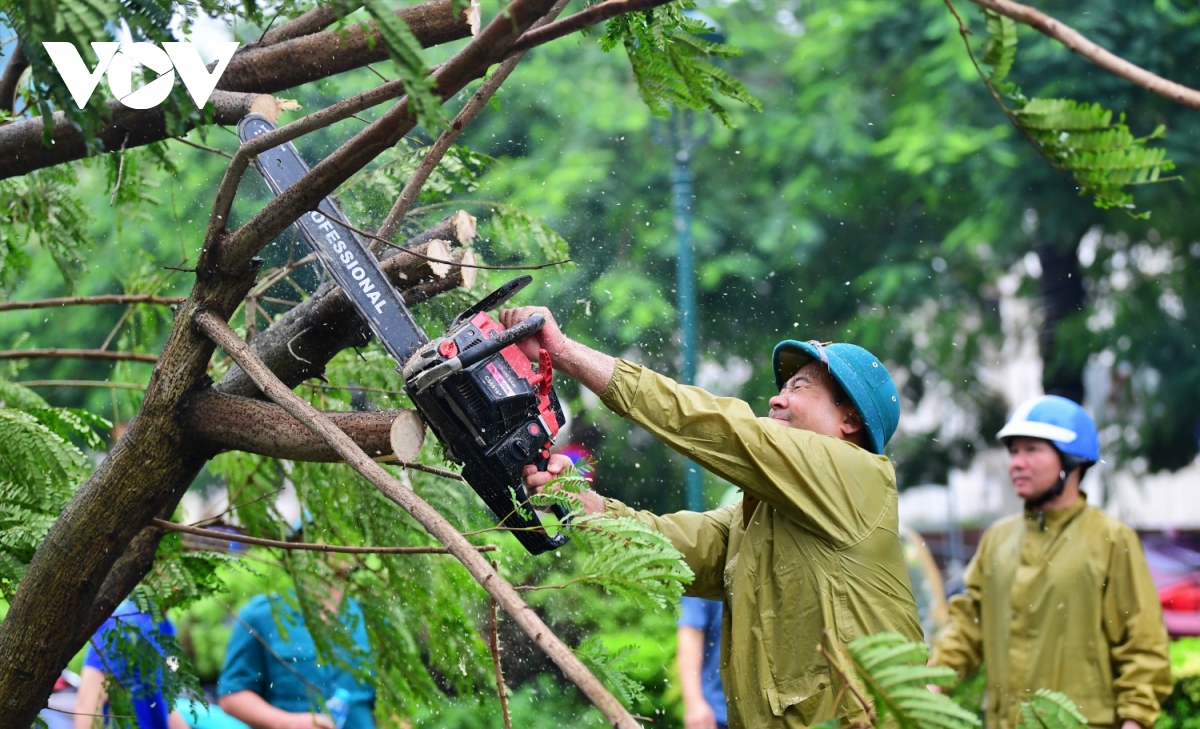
[[772, 340, 901, 455], [995, 395, 1100, 466]]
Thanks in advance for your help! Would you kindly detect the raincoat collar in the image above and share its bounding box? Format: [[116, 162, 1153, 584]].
[[1024, 492, 1088, 532]]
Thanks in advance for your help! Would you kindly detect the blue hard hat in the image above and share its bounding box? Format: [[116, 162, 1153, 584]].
[[772, 340, 901, 455], [995, 395, 1100, 464]]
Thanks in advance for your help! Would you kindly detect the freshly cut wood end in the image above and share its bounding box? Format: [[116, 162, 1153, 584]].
[[466, 0, 481, 36], [454, 249, 477, 290], [425, 239, 453, 278], [390, 409, 427, 462], [451, 210, 478, 245], [249, 95, 301, 123]]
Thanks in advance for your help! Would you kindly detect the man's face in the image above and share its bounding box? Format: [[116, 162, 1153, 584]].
[[1006, 436, 1063, 500], [768, 362, 860, 441]]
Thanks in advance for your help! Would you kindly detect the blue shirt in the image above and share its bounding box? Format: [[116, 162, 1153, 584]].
[[217, 593, 375, 728], [83, 601, 176, 729], [679, 597, 727, 724]]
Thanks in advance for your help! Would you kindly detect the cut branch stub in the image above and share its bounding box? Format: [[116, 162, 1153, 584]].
[[390, 410, 427, 462]]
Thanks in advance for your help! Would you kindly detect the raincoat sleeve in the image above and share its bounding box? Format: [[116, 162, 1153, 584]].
[[603, 498, 734, 600], [1102, 526, 1172, 727], [599, 359, 894, 545], [930, 533, 986, 681]]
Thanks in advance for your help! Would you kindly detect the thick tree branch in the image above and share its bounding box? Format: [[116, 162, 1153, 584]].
[[152, 518, 497, 555], [0, 91, 274, 180], [0, 294, 185, 312], [218, 0, 479, 94], [0, 0, 477, 180], [257, 2, 363, 46], [0, 349, 158, 364], [194, 310, 640, 729], [0, 43, 27, 114], [185, 390, 398, 461], [967, 0, 1200, 109]]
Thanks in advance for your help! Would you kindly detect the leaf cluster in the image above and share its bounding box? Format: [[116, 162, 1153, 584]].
[[360, 0, 445, 133], [843, 632, 980, 729], [601, 3, 760, 126], [977, 9, 1176, 215], [0, 380, 109, 600]]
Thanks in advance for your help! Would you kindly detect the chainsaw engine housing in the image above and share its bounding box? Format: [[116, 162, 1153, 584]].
[[404, 311, 568, 554]]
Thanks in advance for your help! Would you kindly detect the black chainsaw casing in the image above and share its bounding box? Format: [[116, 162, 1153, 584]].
[[403, 309, 569, 555]]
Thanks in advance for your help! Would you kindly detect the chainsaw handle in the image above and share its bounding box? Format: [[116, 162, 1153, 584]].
[[457, 314, 545, 369]]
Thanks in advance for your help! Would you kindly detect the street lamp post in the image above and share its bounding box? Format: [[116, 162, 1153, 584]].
[[669, 110, 704, 512], [669, 9, 726, 513]]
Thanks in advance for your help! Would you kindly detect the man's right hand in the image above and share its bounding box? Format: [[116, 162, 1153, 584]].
[[498, 305, 569, 363]]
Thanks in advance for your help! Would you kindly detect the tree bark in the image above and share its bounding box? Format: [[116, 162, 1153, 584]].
[[186, 390, 401, 461], [0, 0, 477, 180]]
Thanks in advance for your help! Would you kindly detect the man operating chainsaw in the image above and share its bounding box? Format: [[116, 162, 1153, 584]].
[[503, 306, 922, 729]]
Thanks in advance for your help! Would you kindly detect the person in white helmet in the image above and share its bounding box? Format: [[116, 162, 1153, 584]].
[[931, 396, 1170, 729]]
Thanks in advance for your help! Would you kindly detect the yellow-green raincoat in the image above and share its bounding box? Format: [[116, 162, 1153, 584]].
[[931, 497, 1171, 728], [598, 360, 923, 728]]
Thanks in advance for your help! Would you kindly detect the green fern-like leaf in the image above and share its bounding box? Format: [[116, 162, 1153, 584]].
[[1011, 99, 1176, 211], [601, 3, 759, 126], [574, 635, 648, 709], [362, 0, 445, 132], [1016, 689, 1087, 729], [981, 10, 1017, 82], [844, 632, 982, 729]]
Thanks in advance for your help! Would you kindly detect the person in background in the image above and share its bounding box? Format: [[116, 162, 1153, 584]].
[[931, 396, 1171, 728], [74, 600, 190, 729], [216, 583, 375, 729], [678, 596, 727, 729]]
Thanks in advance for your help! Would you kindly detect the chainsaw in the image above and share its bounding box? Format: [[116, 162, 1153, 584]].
[[237, 114, 569, 554]]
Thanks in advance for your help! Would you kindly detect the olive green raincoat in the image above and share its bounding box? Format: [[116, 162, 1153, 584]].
[[931, 497, 1171, 728], [598, 360, 923, 728]]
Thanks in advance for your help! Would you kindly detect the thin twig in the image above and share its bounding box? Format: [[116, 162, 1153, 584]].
[[0, 349, 157, 364], [509, 0, 667, 54], [488, 578, 513, 729], [967, 0, 1200, 109], [189, 488, 285, 527], [193, 309, 638, 728], [173, 136, 236, 159], [18, 380, 145, 391], [153, 518, 496, 554], [318, 209, 571, 271], [305, 381, 408, 397], [0, 294, 185, 312], [375, 0, 572, 248], [818, 631, 876, 725], [110, 132, 130, 206]]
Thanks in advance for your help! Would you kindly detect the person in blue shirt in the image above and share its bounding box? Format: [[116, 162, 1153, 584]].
[[75, 600, 189, 729], [217, 590, 375, 729], [677, 596, 727, 729]]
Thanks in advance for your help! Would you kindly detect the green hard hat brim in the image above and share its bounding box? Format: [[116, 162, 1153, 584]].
[[772, 340, 899, 455]]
